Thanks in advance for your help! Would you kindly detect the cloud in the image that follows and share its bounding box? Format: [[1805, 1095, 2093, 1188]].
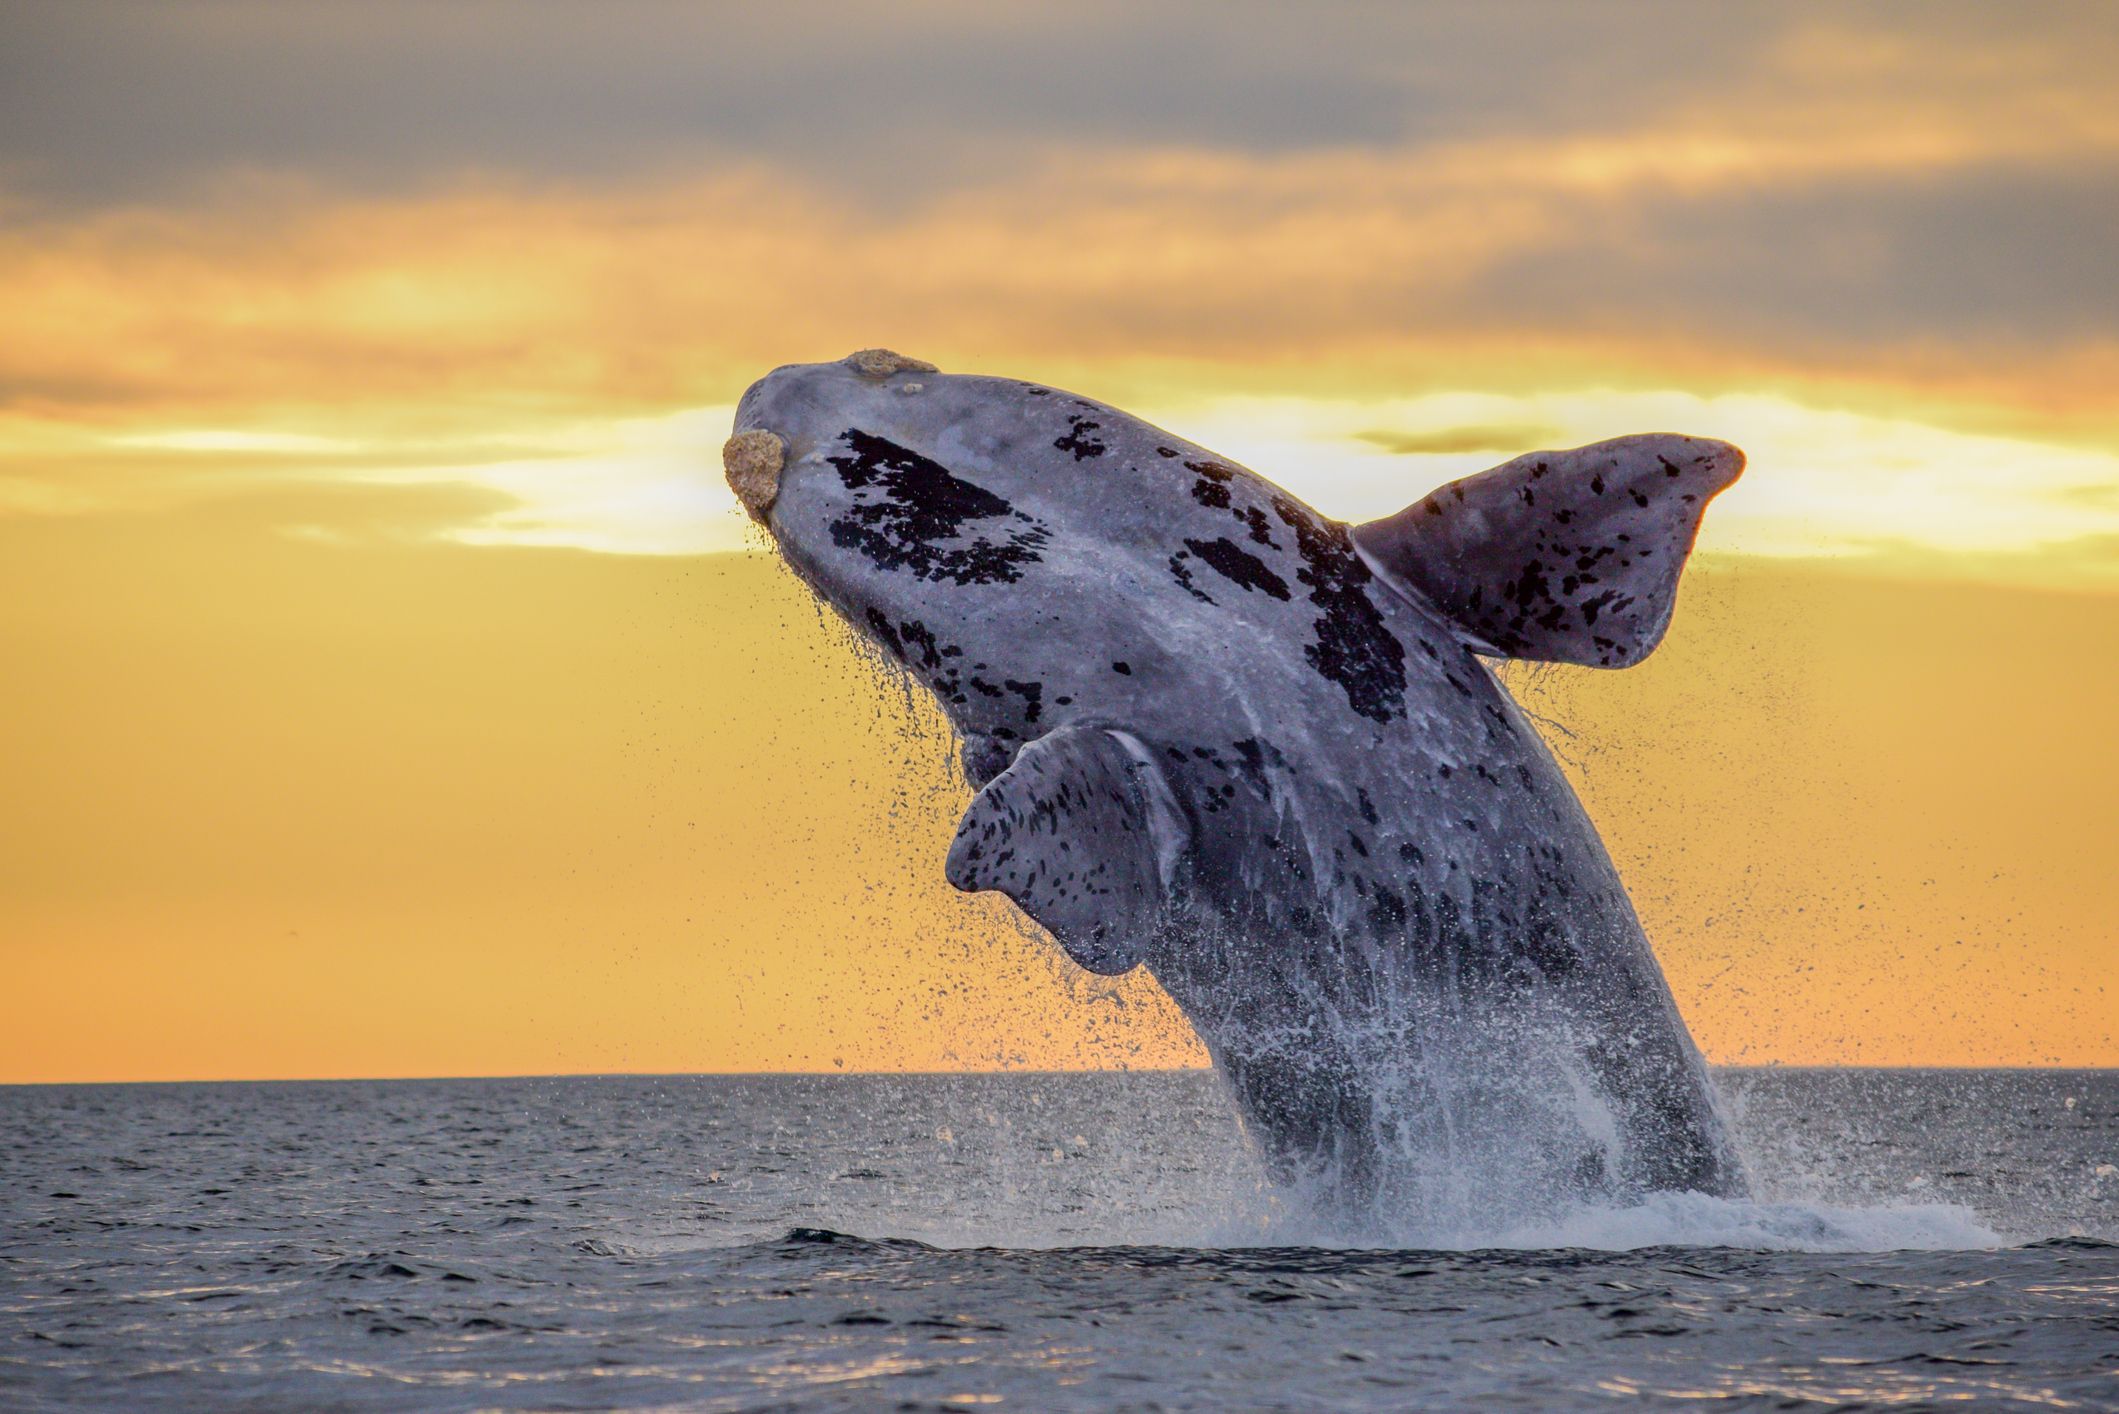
[[2, 3, 2114, 577], [3, 150, 2116, 573], [5, 4, 2115, 432], [1465, 163, 2119, 349], [4, 5, 2114, 238], [0, 1, 1784, 201], [5, 131, 2115, 427]]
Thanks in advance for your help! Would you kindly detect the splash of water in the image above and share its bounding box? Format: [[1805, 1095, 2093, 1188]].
[[767, 567, 2041, 1257], [697, 1071, 2045, 1257]]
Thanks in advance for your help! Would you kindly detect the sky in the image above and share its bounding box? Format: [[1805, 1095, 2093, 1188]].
[[1, 2, 2113, 1080]]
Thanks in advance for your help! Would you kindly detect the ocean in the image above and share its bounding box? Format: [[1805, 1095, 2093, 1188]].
[[3, 1069, 2115, 1410]]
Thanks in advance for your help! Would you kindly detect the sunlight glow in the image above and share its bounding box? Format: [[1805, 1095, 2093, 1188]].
[[115, 429, 362, 455], [1152, 391, 2119, 574], [201, 388, 2114, 581]]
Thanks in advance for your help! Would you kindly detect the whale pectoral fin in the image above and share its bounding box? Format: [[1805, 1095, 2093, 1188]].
[[944, 726, 1187, 976], [1350, 434, 1744, 668]]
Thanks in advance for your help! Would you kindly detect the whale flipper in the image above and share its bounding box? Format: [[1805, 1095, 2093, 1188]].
[[1352, 434, 1744, 668], [945, 725, 1187, 976]]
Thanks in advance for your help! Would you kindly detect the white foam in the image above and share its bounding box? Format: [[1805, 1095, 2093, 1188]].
[[1470, 1190, 2005, 1253], [811, 1152, 2011, 1254], [1154, 1180, 2009, 1254], [746, 1190, 2007, 1255]]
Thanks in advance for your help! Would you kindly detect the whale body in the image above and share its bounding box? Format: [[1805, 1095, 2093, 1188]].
[[726, 350, 1748, 1223]]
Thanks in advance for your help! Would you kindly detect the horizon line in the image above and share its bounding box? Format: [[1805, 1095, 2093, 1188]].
[[5, 1062, 2115, 1090]]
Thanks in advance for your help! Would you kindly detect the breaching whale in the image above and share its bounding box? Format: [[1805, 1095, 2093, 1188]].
[[726, 350, 1749, 1223]]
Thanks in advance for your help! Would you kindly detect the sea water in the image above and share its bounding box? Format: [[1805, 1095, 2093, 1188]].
[[3, 1069, 2115, 1410]]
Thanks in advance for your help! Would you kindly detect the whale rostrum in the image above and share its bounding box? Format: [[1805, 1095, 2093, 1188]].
[[729, 350, 1749, 1224]]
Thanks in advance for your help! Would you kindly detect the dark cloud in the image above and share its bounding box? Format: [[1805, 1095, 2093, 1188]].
[[2, 1, 2112, 382], [1457, 163, 2119, 349], [0, 0, 1789, 202]]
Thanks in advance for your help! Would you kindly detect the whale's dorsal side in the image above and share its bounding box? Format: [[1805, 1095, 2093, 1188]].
[[944, 725, 1189, 976], [1352, 434, 1744, 668]]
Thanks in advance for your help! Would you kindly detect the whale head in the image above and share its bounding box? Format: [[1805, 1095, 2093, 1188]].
[[728, 349, 1275, 782]]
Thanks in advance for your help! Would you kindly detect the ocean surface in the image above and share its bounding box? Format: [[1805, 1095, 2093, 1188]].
[[3, 1069, 2115, 1411]]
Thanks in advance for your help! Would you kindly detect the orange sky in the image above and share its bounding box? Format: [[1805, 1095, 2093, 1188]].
[[2, 3, 2113, 1079]]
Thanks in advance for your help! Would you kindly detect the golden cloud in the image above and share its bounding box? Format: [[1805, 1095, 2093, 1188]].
[[3, 38, 2115, 570]]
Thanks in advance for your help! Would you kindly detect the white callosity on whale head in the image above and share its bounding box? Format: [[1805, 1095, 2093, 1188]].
[[721, 429, 786, 520], [729, 351, 1752, 1223], [844, 347, 938, 379]]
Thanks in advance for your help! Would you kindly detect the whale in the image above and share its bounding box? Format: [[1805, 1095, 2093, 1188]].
[[725, 349, 1749, 1223]]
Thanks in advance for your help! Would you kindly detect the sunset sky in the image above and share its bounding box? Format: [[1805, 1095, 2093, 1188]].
[[3, 1, 2113, 1081]]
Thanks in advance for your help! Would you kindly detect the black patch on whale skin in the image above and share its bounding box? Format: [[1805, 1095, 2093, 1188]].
[[861, 612, 979, 710], [1054, 416, 1106, 460], [1173, 456, 1286, 550], [1229, 736, 1287, 788], [1270, 496, 1407, 723], [1184, 458, 1235, 508], [863, 608, 903, 658], [1002, 678, 1044, 724], [1236, 504, 1279, 548], [1191, 478, 1232, 509], [1183, 537, 1291, 601], [1167, 551, 1216, 604], [827, 430, 1048, 585], [897, 619, 942, 669]]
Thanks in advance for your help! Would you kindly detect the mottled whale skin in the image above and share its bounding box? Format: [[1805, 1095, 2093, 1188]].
[[728, 351, 1748, 1219]]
